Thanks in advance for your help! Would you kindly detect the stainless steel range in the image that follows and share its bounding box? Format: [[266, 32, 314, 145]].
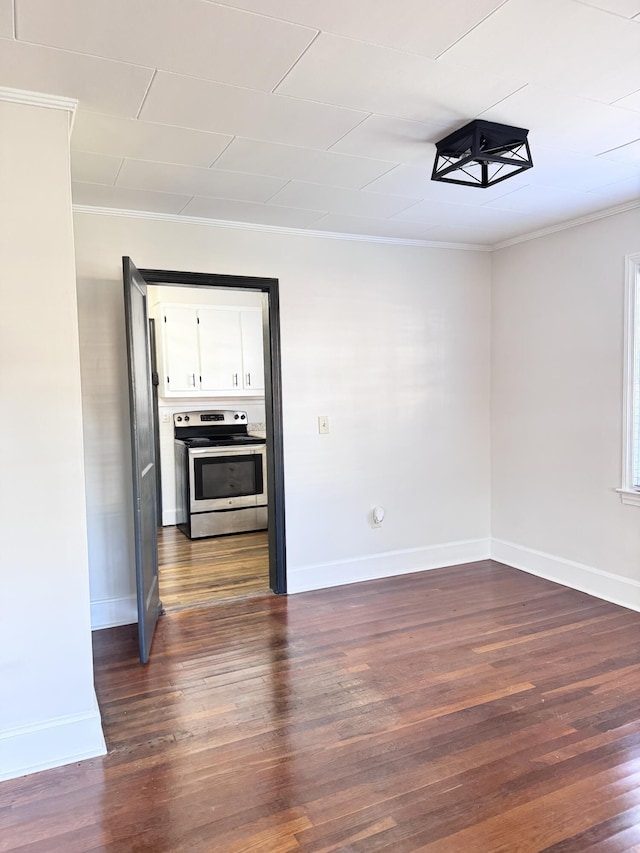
[[174, 410, 267, 539]]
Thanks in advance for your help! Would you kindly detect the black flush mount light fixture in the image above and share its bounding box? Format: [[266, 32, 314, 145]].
[[431, 119, 533, 188]]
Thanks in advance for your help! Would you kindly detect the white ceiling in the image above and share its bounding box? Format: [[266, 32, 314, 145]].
[[3, 0, 640, 246]]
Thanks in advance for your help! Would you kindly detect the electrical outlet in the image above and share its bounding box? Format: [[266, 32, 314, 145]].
[[161, 411, 171, 423], [318, 415, 329, 434]]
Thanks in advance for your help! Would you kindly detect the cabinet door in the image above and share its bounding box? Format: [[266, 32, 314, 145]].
[[162, 306, 199, 393], [198, 308, 243, 392], [240, 309, 265, 392]]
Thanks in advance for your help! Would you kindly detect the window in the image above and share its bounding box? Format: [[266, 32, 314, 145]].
[[620, 253, 640, 505]]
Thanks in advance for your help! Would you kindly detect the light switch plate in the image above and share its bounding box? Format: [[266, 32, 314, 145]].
[[318, 415, 329, 434]]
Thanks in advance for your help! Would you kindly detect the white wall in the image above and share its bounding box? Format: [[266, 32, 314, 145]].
[[75, 212, 492, 616], [0, 97, 105, 781], [491, 208, 640, 607]]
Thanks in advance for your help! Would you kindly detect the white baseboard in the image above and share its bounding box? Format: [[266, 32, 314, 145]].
[[287, 538, 491, 594], [162, 509, 178, 526], [491, 538, 640, 612], [0, 696, 106, 782], [89, 539, 640, 626], [91, 594, 137, 629]]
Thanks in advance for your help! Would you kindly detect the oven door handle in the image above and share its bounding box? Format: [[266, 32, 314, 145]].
[[188, 445, 262, 457]]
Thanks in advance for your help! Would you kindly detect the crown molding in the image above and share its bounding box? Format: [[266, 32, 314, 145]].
[[0, 86, 77, 113], [493, 200, 640, 251], [71, 205, 493, 252], [72, 199, 640, 253], [0, 87, 78, 133]]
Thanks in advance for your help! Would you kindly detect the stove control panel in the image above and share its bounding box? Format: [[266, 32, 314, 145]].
[[174, 410, 248, 427]]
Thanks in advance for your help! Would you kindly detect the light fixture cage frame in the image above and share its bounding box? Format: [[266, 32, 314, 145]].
[[431, 119, 533, 188]]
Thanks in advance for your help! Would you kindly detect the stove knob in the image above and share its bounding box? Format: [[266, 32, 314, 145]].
[[241, 414, 246, 420], [184, 415, 190, 422], [234, 413, 239, 420], [176, 416, 182, 422]]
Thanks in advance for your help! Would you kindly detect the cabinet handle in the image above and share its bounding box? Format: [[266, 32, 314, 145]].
[[246, 372, 251, 387], [233, 372, 238, 387], [190, 373, 196, 387]]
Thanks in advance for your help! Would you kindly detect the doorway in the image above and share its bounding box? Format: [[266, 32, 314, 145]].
[[148, 281, 272, 609], [125, 260, 286, 659]]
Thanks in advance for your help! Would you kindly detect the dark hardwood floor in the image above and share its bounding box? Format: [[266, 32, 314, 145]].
[[4, 560, 640, 851], [157, 526, 269, 610]]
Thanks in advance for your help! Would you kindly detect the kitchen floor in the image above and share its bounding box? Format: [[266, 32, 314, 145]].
[[157, 525, 269, 609]]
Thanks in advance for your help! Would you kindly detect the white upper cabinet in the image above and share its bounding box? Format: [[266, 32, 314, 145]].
[[199, 308, 243, 392], [240, 309, 265, 392], [155, 303, 264, 397], [161, 306, 200, 393]]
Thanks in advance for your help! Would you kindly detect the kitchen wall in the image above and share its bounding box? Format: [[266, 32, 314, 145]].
[[0, 97, 105, 781], [148, 284, 266, 525], [491, 207, 640, 607], [75, 211, 492, 621]]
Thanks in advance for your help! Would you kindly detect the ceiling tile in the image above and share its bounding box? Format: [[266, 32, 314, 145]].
[[417, 223, 515, 245], [72, 182, 191, 214], [522, 144, 640, 191], [17, 0, 316, 92], [584, 173, 640, 206], [575, 0, 640, 17], [483, 184, 610, 220], [71, 151, 123, 185], [392, 198, 544, 230], [480, 85, 640, 156], [583, 63, 640, 105], [116, 160, 287, 203], [267, 181, 418, 217], [71, 112, 232, 168], [181, 196, 324, 229], [331, 115, 445, 166], [363, 163, 530, 202], [615, 88, 640, 111], [212, 138, 395, 189], [306, 213, 435, 241], [598, 138, 640, 165], [441, 0, 640, 104], [217, 0, 506, 59], [276, 33, 524, 124], [140, 72, 367, 149], [0, 0, 13, 37], [0, 37, 152, 116]]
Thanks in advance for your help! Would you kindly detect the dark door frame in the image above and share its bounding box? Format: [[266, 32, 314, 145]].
[[139, 266, 287, 595]]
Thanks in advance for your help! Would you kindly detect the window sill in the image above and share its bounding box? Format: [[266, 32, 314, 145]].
[[617, 488, 640, 507]]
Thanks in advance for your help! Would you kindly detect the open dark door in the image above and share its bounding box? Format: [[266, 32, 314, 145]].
[[148, 318, 163, 526], [123, 257, 162, 663]]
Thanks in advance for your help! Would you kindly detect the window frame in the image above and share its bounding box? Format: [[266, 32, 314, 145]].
[[619, 252, 640, 506]]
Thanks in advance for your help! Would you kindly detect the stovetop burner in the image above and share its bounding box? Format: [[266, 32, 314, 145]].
[[183, 435, 265, 448]]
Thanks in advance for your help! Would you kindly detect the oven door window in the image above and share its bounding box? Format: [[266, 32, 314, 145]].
[[193, 454, 264, 501]]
